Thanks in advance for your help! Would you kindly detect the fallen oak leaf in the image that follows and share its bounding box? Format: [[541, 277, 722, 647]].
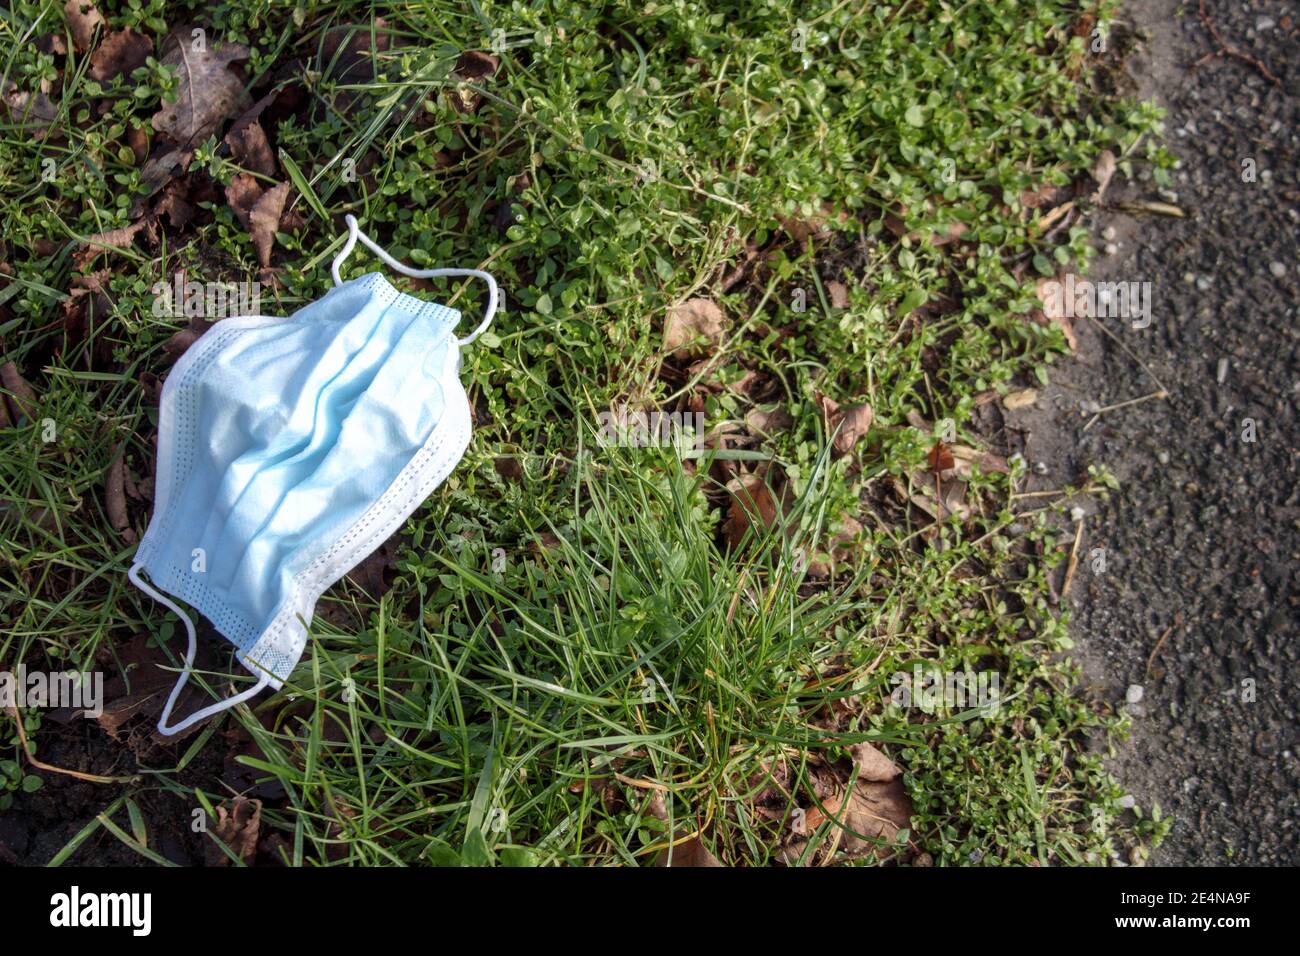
[[826, 280, 849, 309], [2, 82, 59, 129], [849, 742, 901, 783], [664, 298, 726, 361], [105, 449, 133, 542], [657, 835, 723, 867], [948, 443, 1008, 478], [63, 0, 104, 53], [207, 796, 262, 866], [153, 179, 194, 229], [224, 119, 276, 176], [780, 744, 914, 865], [162, 315, 214, 360], [74, 218, 155, 268], [247, 182, 290, 267], [151, 28, 251, 146], [724, 474, 781, 550], [826, 399, 873, 458], [927, 439, 955, 475], [0, 361, 39, 423], [223, 172, 263, 230], [1033, 275, 1079, 351], [89, 28, 152, 82], [745, 405, 794, 435]]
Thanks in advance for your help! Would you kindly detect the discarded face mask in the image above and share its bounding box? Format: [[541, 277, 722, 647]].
[[129, 214, 498, 736]]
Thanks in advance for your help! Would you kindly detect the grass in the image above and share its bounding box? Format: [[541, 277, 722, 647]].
[[0, 0, 1175, 864]]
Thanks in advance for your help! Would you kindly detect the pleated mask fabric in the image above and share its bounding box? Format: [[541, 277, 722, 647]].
[[129, 215, 498, 735]]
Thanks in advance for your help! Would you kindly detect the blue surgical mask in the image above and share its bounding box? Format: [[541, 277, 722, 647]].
[[129, 215, 498, 736]]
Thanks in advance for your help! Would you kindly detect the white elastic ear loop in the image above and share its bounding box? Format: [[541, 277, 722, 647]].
[[330, 214, 499, 346], [128, 564, 271, 737]]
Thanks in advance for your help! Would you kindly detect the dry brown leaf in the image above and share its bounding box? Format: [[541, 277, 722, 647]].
[[2, 82, 59, 128], [930, 220, 967, 246], [224, 172, 262, 229], [849, 742, 901, 783], [778, 202, 846, 242], [64, 0, 104, 53], [163, 315, 214, 359], [828, 402, 873, 457], [125, 124, 150, 163], [781, 747, 914, 865], [89, 28, 152, 81], [664, 298, 726, 360], [133, 146, 193, 212], [208, 796, 262, 866], [74, 218, 152, 268], [657, 835, 723, 867], [948, 443, 1008, 477], [1, 361, 38, 424], [745, 405, 794, 435], [1002, 388, 1039, 410], [1018, 181, 1071, 210], [893, 474, 971, 523], [39, 33, 68, 56], [724, 474, 780, 550], [151, 28, 251, 146], [1034, 275, 1079, 350], [927, 440, 955, 475], [93, 633, 215, 744], [803, 778, 913, 860], [721, 368, 763, 397], [320, 20, 394, 88], [224, 119, 276, 176], [153, 180, 194, 229], [494, 456, 525, 483], [531, 531, 564, 557], [826, 280, 849, 309], [1091, 149, 1117, 204], [247, 182, 290, 267], [105, 450, 132, 540], [454, 50, 500, 80]]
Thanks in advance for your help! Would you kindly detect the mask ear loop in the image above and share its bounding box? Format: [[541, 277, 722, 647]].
[[128, 564, 271, 737], [330, 214, 499, 346]]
